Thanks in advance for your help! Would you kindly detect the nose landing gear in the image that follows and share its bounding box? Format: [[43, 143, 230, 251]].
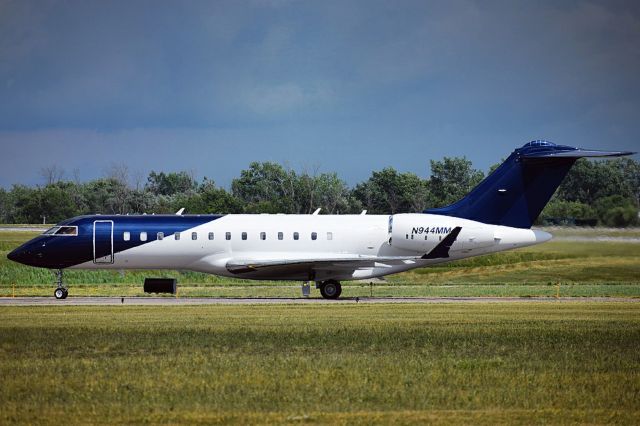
[[54, 269, 68, 300]]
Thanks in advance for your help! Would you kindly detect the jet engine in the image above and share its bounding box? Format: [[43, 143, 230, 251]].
[[389, 213, 495, 253], [389, 213, 457, 252]]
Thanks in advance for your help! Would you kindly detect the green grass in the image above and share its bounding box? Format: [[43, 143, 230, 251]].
[[1, 230, 639, 298], [0, 303, 639, 424], [540, 226, 640, 238], [0, 224, 50, 229]]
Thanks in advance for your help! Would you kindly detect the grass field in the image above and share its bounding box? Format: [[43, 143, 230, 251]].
[[1, 229, 639, 298], [2, 228, 639, 424], [1, 303, 639, 424]]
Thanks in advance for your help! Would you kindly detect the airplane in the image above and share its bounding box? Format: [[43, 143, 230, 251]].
[[7, 140, 634, 300]]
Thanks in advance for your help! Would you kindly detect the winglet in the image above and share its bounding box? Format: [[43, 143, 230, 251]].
[[422, 227, 462, 259]]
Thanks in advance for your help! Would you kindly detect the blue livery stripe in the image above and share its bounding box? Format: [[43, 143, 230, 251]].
[[8, 215, 223, 269]]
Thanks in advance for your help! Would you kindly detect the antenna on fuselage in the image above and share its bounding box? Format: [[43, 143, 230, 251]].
[[360, 210, 367, 215], [312, 208, 321, 215], [175, 208, 185, 216]]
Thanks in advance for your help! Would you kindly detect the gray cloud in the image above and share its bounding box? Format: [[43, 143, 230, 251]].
[[1, 0, 638, 188]]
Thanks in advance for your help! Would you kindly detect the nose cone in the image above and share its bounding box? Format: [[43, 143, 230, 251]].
[[7, 247, 21, 262], [7, 241, 39, 266], [7, 246, 27, 264]]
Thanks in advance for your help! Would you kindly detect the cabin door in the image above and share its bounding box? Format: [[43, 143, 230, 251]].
[[93, 220, 114, 264]]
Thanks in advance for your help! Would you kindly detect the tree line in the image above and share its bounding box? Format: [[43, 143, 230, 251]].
[[0, 157, 638, 226]]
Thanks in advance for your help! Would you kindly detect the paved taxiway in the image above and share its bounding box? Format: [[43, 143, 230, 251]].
[[1, 296, 638, 306]]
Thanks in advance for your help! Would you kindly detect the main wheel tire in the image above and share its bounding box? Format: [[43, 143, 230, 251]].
[[54, 288, 66, 300], [62, 288, 68, 299], [320, 281, 342, 299]]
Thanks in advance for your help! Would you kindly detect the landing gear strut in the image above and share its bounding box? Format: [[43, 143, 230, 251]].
[[318, 280, 342, 300], [54, 269, 68, 300]]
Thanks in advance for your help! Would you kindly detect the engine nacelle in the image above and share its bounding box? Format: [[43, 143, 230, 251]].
[[389, 213, 495, 253], [389, 213, 457, 253]]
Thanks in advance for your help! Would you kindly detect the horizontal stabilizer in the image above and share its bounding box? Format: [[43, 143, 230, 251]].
[[521, 147, 634, 159]]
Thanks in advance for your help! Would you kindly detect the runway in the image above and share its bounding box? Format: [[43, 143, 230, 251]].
[[0, 296, 638, 306]]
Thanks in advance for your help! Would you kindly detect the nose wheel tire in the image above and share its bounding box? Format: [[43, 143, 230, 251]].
[[54, 287, 68, 300], [53, 269, 68, 299], [319, 280, 342, 299]]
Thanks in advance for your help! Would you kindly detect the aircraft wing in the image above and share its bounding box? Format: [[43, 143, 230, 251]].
[[227, 227, 463, 275]]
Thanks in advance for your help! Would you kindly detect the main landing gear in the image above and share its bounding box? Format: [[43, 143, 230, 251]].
[[54, 269, 68, 300], [318, 280, 342, 300]]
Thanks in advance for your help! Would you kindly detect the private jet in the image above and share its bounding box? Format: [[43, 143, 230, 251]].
[[7, 140, 633, 299]]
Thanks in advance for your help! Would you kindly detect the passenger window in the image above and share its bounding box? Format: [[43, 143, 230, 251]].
[[327, 232, 333, 240], [226, 232, 231, 240], [192, 232, 197, 240], [242, 232, 247, 240], [157, 232, 164, 240], [293, 232, 299, 240], [278, 232, 283, 240], [140, 232, 147, 241], [123, 231, 130, 241], [311, 232, 317, 240], [260, 232, 266, 240], [175, 232, 181, 241], [208, 232, 214, 240]]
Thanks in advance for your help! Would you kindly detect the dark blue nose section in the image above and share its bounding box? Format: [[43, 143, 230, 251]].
[[7, 247, 22, 263], [7, 236, 82, 269], [7, 243, 40, 267]]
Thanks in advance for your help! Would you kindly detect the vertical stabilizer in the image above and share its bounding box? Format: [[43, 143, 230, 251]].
[[424, 140, 634, 228]]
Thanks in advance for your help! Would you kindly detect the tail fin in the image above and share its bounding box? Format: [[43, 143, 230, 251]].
[[424, 140, 634, 228]]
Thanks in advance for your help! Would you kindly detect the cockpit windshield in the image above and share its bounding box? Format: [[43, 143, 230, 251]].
[[42, 226, 78, 236]]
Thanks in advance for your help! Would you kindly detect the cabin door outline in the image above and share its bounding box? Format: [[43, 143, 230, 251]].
[[93, 220, 114, 264]]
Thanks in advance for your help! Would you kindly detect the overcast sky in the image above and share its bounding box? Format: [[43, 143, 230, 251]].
[[1, 0, 639, 189]]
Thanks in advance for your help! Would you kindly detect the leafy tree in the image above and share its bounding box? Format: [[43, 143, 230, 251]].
[[293, 172, 352, 214], [146, 171, 198, 196], [232, 162, 297, 213], [5, 185, 35, 223], [1, 156, 638, 226], [10, 183, 79, 223], [428, 157, 484, 207], [314, 173, 352, 214], [173, 179, 243, 214], [353, 168, 429, 214], [81, 178, 133, 215], [39, 183, 80, 223], [127, 189, 156, 214], [556, 159, 633, 205], [602, 206, 638, 227], [0, 188, 8, 223], [538, 199, 596, 224], [615, 158, 640, 206], [593, 195, 638, 227]]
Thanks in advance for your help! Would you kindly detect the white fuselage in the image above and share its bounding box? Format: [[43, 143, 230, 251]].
[[70, 213, 551, 282]]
